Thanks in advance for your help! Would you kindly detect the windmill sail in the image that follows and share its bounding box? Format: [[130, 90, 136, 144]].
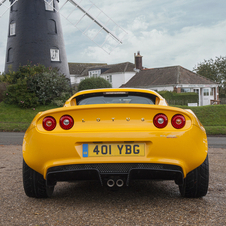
[[0, 0, 18, 18], [44, 0, 127, 54], [1, 0, 127, 54]]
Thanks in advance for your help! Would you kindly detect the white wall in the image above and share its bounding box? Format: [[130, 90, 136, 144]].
[[70, 70, 136, 88], [101, 72, 136, 88], [124, 72, 136, 84], [70, 75, 76, 84]]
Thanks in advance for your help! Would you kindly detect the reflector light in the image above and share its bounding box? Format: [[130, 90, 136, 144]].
[[153, 114, 168, 128], [60, 115, 74, 130], [172, 114, 186, 129], [43, 116, 56, 131]]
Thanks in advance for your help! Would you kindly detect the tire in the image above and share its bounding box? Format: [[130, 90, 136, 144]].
[[23, 159, 54, 198], [179, 155, 209, 198]]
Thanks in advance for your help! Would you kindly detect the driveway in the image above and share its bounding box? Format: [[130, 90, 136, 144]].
[[0, 145, 225, 225]]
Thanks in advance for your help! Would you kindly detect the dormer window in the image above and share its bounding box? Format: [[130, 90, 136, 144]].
[[45, 0, 54, 11], [10, 22, 16, 36], [89, 70, 101, 78]]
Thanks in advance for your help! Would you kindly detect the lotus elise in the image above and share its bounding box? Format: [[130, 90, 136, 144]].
[[23, 88, 209, 198]]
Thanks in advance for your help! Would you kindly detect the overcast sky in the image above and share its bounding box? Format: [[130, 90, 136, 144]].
[[0, 0, 226, 73]]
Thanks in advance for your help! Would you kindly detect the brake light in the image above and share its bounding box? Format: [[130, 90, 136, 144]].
[[43, 116, 56, 131], [171, 114, 185, 129], [60, 115, 74, 130], [153, 114, 168, 128]]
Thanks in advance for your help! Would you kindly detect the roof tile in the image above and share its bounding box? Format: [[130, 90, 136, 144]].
[[123, 66, 217, 87]]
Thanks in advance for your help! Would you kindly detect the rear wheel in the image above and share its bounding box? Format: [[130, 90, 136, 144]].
[[179, 155, 209, 198], [23, 159, 54, 198]]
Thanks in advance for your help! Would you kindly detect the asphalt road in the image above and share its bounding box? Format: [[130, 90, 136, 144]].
[[0, 132, 225, 148], [0, 145, 225, 225]]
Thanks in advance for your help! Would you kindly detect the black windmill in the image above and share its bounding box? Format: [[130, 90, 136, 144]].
[[3, 0, 69, 77], [0, 0, 127, 78]]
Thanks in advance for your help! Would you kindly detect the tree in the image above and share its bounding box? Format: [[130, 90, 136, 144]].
[[193, 56, 226, 97], [78, 77, 112, 91]]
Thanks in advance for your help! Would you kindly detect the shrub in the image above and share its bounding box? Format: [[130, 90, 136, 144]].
[[51, 92, 71, 107], [27, 71, 71, 105], [78, 77, 112, 91], [4, 79, 39, 108], [3, 64, 71, 108]]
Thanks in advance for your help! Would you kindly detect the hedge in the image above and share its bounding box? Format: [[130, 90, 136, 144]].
[[158, 91, 198, 105]]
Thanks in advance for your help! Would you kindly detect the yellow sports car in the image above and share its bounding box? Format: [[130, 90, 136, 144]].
[[23, 88, 209, 198]]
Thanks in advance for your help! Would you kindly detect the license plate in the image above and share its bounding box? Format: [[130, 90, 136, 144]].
[[83, 143, 145, 157]]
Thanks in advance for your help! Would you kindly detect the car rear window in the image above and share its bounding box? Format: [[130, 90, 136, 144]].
[[76, 92, 156, 105]]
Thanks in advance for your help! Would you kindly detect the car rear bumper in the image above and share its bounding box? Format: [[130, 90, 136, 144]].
[[46, 163, 184, 186]]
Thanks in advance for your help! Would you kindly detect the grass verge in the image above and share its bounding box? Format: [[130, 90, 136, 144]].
[[0, 102, 59, 132], [0, 102, 226, 135]]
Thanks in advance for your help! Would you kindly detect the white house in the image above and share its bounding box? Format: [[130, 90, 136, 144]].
[[68, 52, 219, 106], [69, 62, 137, 88], [68, 63, 107, 85], [122, 65, 219, 106]]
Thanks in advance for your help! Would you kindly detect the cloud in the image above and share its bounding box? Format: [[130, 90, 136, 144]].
[[74, 18, 226, 71], [1, 0, 226, 73]]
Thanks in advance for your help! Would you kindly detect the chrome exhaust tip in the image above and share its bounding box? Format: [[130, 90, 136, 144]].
[[116, 179, 124, 187], [107, 179, 115, 187]]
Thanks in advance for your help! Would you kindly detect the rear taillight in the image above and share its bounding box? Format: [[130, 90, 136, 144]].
[[171, 114, 185, 129], [43, 116, 56, 131], [153, 114, 168, 128], [60, 115, 74, 130]]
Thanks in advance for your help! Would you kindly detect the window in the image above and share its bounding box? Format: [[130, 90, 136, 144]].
[[76, 92, 156, 105], [10, 22, 16, 36], [45, 0, 54, 11], [11, 0, 18, 11], [89, 70, 101, 78], [203, 88, 209, 96], [210, 88, 214, 96], [48, 19, 57, 34], [106, 75, 112, 83], [193, 89, 199, 94], [181, 88, 191, 93], [7, 48, 13, 62], [50, 49, 60, 61]]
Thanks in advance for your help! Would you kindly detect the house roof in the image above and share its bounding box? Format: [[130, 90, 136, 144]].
[[68, 63, 107, 75], [122, 66, 218, 87], [80, 62, 135, 76]]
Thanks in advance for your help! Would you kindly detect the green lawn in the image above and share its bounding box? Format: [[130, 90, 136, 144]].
[[0, 102, 59, 132], [179, 105, 226, 135], [0, 102, 226, 135]]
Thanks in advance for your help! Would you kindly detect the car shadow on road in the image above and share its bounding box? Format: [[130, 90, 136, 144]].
[[52, 180, 181, 202]]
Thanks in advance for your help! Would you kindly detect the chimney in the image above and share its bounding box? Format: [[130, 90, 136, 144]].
[[134, 51, 143, 70]]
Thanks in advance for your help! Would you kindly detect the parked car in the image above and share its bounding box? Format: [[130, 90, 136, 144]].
[[23, 88, 209, 198]]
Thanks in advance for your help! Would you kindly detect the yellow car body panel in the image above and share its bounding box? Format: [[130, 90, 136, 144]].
[[23, 88, 208, 182]]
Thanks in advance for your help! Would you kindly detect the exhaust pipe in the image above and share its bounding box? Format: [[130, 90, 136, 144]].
[[107, 179, 115, 187], [116, 179, 124, 187]]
